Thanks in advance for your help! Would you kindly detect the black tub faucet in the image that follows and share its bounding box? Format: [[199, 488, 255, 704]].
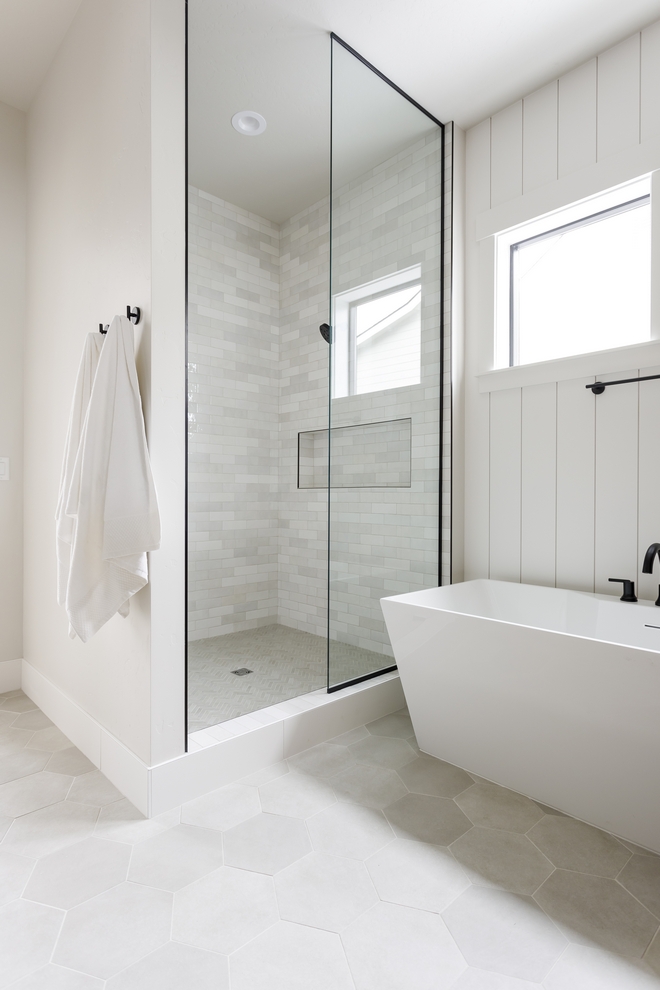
[[642, 543, 660, 605], [642, 543, 660, 574], [608, 578, 637, 602]]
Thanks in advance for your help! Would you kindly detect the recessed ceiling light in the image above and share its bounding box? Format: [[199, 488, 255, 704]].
[[231, 111, 267, 136]]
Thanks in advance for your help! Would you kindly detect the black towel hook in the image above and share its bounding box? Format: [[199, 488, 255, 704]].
[[98, 306, 141, 335]]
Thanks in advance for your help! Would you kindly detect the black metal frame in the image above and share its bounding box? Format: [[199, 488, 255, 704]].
[[326, 34, 445, 694], [183, 25, 449, 716]]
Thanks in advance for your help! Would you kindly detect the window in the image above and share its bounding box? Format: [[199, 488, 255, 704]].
[[332, 266, 421, 397], [496, 177, 652, 368]]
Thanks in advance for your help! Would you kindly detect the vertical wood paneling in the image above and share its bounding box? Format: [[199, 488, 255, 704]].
[[641, 21, 660, 143], [491, 102, 523, 208], [652, 171, 660, 340], [523, 82, 558, 193], [556, 379, 595, 591], [489, 388, 521, 581], [464, 390, 491, 579], [466, 118, 491, 215], [637, 368, 660, 601], [597, 34, 641, 160], [594, 371, 639, 595], [521, 383, 556, 586], [558, 60, 597, 177]]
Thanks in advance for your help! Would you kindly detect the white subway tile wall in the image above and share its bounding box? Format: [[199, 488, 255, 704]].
[[187, 126, 451, 661]]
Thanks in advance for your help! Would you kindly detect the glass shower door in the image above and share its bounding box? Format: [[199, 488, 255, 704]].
[[327, 36, 444, 690]]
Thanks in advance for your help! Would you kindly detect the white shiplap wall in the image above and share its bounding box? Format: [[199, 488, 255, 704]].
[[464, 20, 660, 602]]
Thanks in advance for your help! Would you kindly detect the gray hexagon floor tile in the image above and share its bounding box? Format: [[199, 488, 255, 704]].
[[455, 782, 545, 832], [543, 943, 660, 990], [0, 749, 50, 786], [306, 802, 395, 860], [172, 866, 278, 954], [128, 825, 224, 891], [331, 764, 408, 809], [288, 742, 355, 777], [0, 850, 35, 906], [45, 749, 96, 777], [223, 813, 311, 874], [0, 771, 73, 818], [0, 692, 38, 714], [13, 711, 53, 732], [275, 851, 377, 931], [94, 800, 171, 845], [527, 816, 631, 877], [618, 855, 660, 919], [450, 827, 554, 894], [442, 886, 567, 982], [26, 727, 74, 753], [366, 837, 470, 912], [24, 837, 130, 909], [53, 881, 173, 980], [384, 793, 472, 845], [0, 726, 34, 756], [259, 772, 336, 819], [398, 755, 473, 798], [230, 920, 354, 990], [365, 710, 415, 739], [646, 931, 660, 975], [2, 801, 99, 858], [105, 941, 229, 990], [10, 964, 104, 988], [534, 869, 658, 957], [67, 771, 123, 808], [0, 899, 65, 987], [450, 969, 542, 988], [342, 900, 466, 990], [180, 782, 261, 831], [348, 735, 417, 770]]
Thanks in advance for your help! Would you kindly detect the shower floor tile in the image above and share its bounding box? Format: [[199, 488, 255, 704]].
[[187, 624, 391, 732]]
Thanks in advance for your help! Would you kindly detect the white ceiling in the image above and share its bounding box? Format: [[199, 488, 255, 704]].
[[2, 0, 659, 220], [188, 0, 660, 223], [0, 0, 82, 110]]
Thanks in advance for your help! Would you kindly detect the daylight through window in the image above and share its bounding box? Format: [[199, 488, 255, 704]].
[[496, 178, 652, 368]]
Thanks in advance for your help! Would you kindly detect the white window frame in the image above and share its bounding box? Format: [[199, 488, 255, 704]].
[[494, 175, 652, 370], [332, 264, 422, 398]]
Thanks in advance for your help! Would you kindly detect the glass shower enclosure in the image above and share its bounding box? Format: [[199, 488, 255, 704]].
[[186, 13, 446, 735]]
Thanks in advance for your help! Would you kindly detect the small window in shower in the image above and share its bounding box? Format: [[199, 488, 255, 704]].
[[332, 265, 421, 397]]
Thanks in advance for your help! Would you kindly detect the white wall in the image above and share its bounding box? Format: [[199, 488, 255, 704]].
[[464, 20, 660, 599], [0, 101, 25, 671], [24, 0, 154, 763]]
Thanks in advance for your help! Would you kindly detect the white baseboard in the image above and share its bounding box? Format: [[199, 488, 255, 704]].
[[19, 659, 405, 819], [21, 661, 150, 816], [0, 658, 22, 693]]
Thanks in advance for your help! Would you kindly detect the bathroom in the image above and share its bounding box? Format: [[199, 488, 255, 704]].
[[1, 0, 660, 986]]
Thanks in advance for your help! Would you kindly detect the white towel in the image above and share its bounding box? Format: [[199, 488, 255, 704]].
[[56, 333, 104, 606], [62, 315, 160, 642]]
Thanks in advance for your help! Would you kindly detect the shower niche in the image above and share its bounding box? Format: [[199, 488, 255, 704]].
[[186, 12, 450, 736]]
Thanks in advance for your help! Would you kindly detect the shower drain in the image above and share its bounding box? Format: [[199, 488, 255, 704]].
[[231, 668, 253, 676]]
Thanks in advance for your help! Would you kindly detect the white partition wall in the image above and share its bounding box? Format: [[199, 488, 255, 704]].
[[464, 20, 660, 600]]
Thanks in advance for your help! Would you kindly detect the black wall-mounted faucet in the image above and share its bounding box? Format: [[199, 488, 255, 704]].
[[608, 578, 638, 602], [642, 543, 660, 605]]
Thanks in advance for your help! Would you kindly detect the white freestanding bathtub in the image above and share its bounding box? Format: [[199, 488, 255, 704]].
[[381, 579, 660, 852]]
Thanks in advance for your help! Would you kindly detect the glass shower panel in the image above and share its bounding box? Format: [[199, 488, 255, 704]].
[[328, 37, 443, 690]]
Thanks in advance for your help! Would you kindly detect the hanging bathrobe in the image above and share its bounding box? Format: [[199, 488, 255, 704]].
[[56, 332, 104, 607], [62, 315, 160, 642]]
